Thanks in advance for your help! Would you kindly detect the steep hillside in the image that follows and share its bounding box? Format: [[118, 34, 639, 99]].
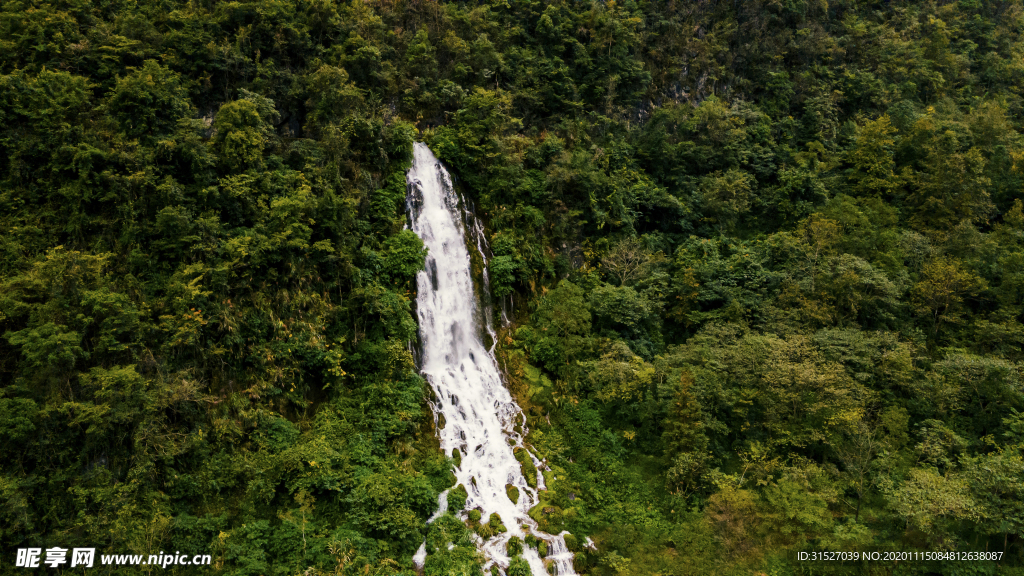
[[1, 1, 1023, 574]]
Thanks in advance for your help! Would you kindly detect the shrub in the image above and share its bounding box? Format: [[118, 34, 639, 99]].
[[448, 484, 468, 512], [506, 557, 531, 576], [507, 536, 523, 556]]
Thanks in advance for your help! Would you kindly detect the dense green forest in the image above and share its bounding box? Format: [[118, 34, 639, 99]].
[[2, 0, 1024, 574]]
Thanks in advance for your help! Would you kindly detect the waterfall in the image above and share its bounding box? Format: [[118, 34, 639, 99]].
[[406, 143, 577, 576]]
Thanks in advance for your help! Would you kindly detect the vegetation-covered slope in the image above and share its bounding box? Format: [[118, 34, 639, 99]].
[[1, 0, 1023, 574]]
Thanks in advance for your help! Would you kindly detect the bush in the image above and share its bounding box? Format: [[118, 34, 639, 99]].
[[506, 557, 531, 576], [573, 552, 588, 572], [448, 484, 468, 512], [507, 535, 523, 556], [489, 513, 503, 529]]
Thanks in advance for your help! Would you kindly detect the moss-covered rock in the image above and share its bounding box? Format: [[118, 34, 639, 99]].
[[514, 447, 538, 489], [506, 483, 520, 504], [522, 362, 555, 409], [528, 499, 566, 534], [563, 533, 579, 552]]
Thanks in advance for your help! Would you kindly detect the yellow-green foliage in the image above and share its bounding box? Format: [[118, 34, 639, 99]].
[[506, 483, 519, 504], [507, 535, 523, 556], [473, 512, 507, 539], [513, 447, 538, 490]]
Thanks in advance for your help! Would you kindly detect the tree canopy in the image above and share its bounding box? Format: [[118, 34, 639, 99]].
[[2, 0, 1024, 574]]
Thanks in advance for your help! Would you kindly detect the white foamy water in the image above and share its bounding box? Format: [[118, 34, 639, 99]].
[[407, 143, 576, 576]]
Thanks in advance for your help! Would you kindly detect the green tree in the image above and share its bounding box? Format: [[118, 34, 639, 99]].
[[107, 60, 192, 138], [913, 257, 986, 335], [885, 467, 980, 550], [528, 280, 592, 379], [845, 115, 903, 198], [907, 115, 995, 233], [663, 371, 710, 496], [214, 96, 278, 170]]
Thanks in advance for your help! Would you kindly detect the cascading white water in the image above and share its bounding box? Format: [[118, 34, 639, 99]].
[[407, 143, 577, 576]]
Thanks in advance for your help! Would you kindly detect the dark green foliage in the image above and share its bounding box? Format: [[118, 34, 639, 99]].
[[380, 230, 428, 288], [424, 513, 480, 575], [108, 60, 192, 138], [523, 281, 592, 379], [506, 556, 531, 576], [348, 470, 435, 543], [3, 0, 1024, 573], [448, 484, 468, 513]]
